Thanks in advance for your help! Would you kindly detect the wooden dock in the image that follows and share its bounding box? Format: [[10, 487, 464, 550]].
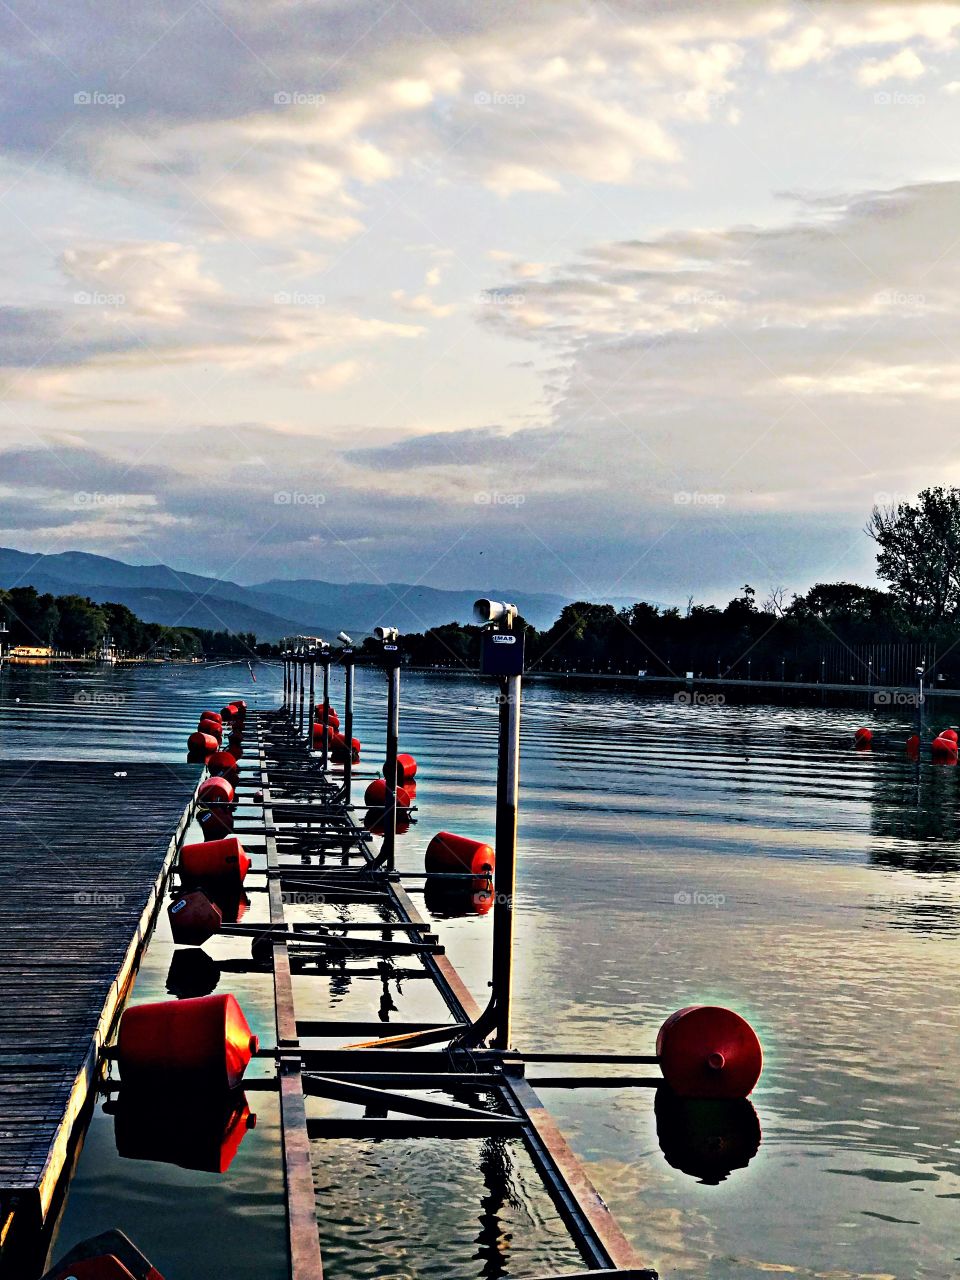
[[0, 761, 198, 1236]]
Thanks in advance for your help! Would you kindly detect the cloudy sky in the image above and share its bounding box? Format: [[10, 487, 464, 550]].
[[2, 1, 960, 604]]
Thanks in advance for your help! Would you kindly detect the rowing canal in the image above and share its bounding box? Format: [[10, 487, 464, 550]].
[[1, 662, 958, 1280]]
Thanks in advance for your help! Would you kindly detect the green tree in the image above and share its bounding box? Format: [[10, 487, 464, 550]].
[[867, 487, 960, 620]]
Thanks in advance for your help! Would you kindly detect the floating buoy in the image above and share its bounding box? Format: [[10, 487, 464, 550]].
[[314, 704, 340, 727], [312, 722, 336, 748], [198, 776, 235, 808], [169, 890, 224, 945], [197, 806, 235, 840], [199, 710, 222, 725], [180, 837, 250, 890], [941, 728, 958, 743], [906, 733, 921, 757], [931, 734, 958, 763], [363, 778, 412, 808], [854, 727, 872, 748], [392, 753, 418, 785], [220, 703, 240, 721], [187, 731, 219, 758], [331, 732, 361, 762], [41, 1229, 164, 1280], [117, 993, 258, 1090], [207, 750, 239, 785], [198, 716, 223, 738], [232, 699, 247, 714], [424, 831, 495, 878], [656, 1005, 762, 1099]]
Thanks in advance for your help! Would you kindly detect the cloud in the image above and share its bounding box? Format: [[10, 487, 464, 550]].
[[856, 48, 927, 85]]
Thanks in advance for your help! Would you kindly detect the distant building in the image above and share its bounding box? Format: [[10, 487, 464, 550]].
[[7, 645, 55, 664]]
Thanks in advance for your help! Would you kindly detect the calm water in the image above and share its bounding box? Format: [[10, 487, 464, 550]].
[[1, 662, 958, 1280]]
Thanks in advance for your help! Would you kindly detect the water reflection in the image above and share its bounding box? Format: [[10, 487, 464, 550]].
[[654, 1089, 761, 1184]]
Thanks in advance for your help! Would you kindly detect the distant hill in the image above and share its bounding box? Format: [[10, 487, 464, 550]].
[[0, 547, 571, 639]]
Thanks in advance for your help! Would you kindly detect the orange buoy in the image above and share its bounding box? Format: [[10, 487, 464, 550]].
[[180, 836, 250, 888], [656, 1005, 762, 1099], [854, 727, 872, 748], [393, 753, 418, 785], [187, 731, 219, 757], [207, 750, 239, 785], [931, 734, 958, 762], [117, 993, 258, 1090], [363, 778, 412, 808], [169, 890, 224, 945], [424, 831, 495, 878], [198, 776, 235, 807]]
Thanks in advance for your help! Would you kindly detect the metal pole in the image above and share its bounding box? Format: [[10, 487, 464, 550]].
[[308, 654, 315, 745], [491, 669, 521, 1051], [383, 660, 400, 872], [343, 658, 355, 805], [322, 658, 330, 772], [282, 646, 288, 710], [298, 648, 306, 739]]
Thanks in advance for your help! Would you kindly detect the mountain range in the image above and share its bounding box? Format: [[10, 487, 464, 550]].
[[0, 547, 574, 639]]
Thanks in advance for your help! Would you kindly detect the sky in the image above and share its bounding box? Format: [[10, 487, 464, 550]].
[[2, 0, 960, 605]]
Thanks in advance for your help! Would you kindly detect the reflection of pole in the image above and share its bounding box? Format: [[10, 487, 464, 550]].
[[321, 657, 330, 772], [343, 658, 355, 805], [917, 665, 925, 736], [383, 659, 400, 872], [492, 668, 521, 1051], [282, 649, 288, 710], [476, 1138, 512, 1280]]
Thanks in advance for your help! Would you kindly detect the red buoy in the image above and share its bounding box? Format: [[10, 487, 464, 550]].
[[330, 733, 361, 762], [363, 778, 412, 808], [220, 703, 239, 721], [314, 704, 340, 727], [180, 836, 250, 889], [392, 753, 418, 785], [312, 722, 336, 748], [169, 890, 224, 945], [187, 731, 218, 758], [931, 734, 958, 762], [198, 776, 235, 807], [117, 993, 258, 1090], [207, 750, 239, 785], [41, 1229, 165, 1280], [198, 715, 222, 736], [199, 710, 222, 725], [906, 733, 921, 757], [425, 831, 495, 878], [197, 805, 235, 840], [854, 727, 872, 748], [941, 728, 958, 743], [656, 1005, 762, 1099], [232, 699, 247, 713]]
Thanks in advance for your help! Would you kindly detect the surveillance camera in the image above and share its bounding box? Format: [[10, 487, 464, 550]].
[[473, 598, 518, 627], [337, 631, 353, 646], [374, 626, 399, 643]]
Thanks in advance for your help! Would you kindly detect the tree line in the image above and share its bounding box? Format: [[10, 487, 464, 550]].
[[0, 586, 258, 659]]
